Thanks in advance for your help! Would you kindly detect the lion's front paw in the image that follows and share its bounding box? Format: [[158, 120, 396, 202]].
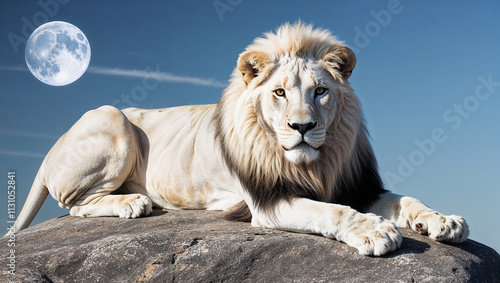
[[343, 213, 402, 256], [412, 212, 469, 243], [118, 194, 153, 219]]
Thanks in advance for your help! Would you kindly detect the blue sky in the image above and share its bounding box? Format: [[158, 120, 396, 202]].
[[1, 1, 499, 253]]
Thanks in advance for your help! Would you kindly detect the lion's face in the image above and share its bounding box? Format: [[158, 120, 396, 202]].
[[232, 24, 357, 165], [236, 49, 355, 165], [256, 56, 339, 164]]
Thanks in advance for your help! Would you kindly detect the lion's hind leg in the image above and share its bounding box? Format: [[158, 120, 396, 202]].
[[47, 105, 152, 219]]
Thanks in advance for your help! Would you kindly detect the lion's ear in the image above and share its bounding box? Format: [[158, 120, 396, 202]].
[[237, 50, 271, 85], [322, 45, 356, 80]]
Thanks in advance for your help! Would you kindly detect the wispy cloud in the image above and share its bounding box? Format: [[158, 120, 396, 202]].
[[0, 149, 45, 158], [0, 65, 228, 88], [0, 129, 58, 140], [87, 66, 228, 88], [0, 129, 54, 158], [0, 65, 27, 71]]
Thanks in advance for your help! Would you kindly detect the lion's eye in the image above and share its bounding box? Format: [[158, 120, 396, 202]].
[[315, 87, 327, 96], [274, 89, 286, 97]]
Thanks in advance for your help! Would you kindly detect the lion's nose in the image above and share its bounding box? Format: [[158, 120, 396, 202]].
[[288, 121, 317, 136]]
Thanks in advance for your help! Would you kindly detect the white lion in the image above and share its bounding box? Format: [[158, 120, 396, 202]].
[[11, 22, 468, 256]]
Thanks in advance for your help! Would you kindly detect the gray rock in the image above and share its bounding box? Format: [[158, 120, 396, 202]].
[[1, 209, 499, 282]]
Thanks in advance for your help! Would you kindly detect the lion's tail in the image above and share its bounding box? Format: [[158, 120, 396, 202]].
[[6, 175, 49, 237]]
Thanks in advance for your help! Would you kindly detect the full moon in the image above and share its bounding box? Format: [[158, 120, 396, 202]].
[[25, 21, 91, 86]]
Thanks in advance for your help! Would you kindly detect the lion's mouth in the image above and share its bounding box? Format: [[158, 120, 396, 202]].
[[282, 142, 320, 151], [282, 141, 321, 164]]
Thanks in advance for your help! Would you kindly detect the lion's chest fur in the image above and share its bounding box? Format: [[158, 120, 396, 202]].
[[121, 105, 243, 211]]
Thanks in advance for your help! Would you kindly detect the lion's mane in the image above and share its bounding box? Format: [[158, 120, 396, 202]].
[[214, 23, 386, 221]]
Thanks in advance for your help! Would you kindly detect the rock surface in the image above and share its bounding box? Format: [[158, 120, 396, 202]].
[[1, 209, 499, 283]]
